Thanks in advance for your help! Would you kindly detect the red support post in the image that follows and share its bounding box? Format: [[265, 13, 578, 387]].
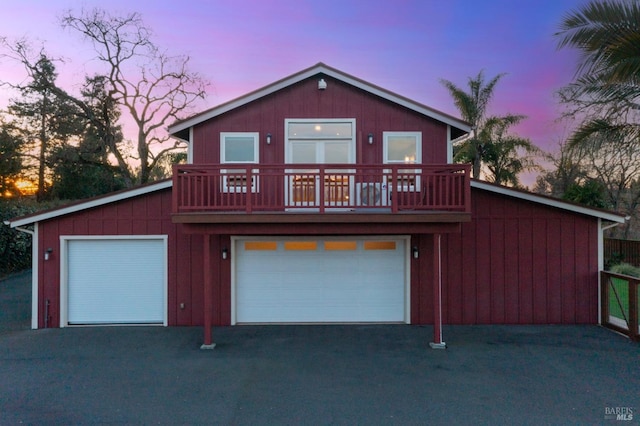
[[201, 234, 216, 349], [430, 234, 446, 349]]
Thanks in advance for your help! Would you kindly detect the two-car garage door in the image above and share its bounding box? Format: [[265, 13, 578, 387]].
[[64, 237, 166, 326], [234, 237, 408, 324]]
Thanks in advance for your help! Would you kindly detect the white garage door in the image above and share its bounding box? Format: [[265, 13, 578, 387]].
[[235, 237, 407, 323], [66, 238, 166, 325]]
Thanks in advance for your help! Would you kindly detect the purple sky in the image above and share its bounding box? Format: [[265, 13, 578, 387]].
[[1, 0, 587, 177]]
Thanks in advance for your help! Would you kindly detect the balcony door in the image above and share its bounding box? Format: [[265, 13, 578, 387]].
[[285, 119, 355, 208]]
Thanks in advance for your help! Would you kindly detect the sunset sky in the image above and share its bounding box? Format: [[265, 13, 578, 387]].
[[1, 0, 587, 167]]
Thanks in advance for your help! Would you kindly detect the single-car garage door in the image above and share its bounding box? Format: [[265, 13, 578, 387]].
[[65, 237, 166, 325], [235, 237, 408, 323]]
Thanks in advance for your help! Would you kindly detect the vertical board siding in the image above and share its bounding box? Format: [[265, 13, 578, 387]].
[[504, 218, 520, 323], [442, 188, 599, 325], [194, 75, 449, 167], [37, 188, 232, 328]]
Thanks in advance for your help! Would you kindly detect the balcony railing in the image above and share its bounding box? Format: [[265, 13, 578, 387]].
[[172, 163, 471, 214]]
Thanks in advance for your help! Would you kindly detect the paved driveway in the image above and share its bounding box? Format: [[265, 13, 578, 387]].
[[1, 272, 639, 425]]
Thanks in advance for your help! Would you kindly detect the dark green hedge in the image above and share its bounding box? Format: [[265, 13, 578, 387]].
[[0, 199, 60, 275]]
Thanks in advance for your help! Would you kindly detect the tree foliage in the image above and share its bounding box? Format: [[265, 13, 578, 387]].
[[554, 0, 640, 238], [0, 8, 209, 197], [563, 179, 608, 208], [5, 54, 83, 200], [533, 142, 588, 198], [556, 0, 640, 146], [476, 114, 540, 187], [442, 71, 538, 186], [441, 71, 505, 178], [0, 199, 62, 275], [0, 124, 23, 197]]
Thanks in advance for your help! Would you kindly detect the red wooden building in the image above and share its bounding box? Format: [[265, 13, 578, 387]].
[[7, 63, 626, 348]]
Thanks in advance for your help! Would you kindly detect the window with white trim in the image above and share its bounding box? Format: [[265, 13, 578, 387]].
[[383, 132, 422, 189], [220, 132, 259, 193], [285, 119, 356, 206]]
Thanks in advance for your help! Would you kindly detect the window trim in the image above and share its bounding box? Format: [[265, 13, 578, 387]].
[[220, 132, 260, 193], [383, 131, 422, 191], [220, 132, 259, 164], [284, 119, 356, 164]]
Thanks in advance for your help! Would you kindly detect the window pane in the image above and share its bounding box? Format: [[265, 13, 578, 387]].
[[324, 142, 349, 163], [291, 142, 316, 163], [224, 136, 255, 162], [387, 136, 417, 163], [289, 122, 352, 138]]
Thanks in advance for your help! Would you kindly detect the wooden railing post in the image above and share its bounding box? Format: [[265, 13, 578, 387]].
[[630, 279, 639, 341], [246, 167, 253, 214], [318, 167, 325, 213], [600, 271, 610, 326], [172, 163, 471, 214], [391, 167, 398, 213], [172, 164, 179, 213]]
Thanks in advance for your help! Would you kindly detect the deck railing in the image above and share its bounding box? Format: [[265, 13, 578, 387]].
[[172, 163, 471, 214], [601, 271, 640, 341]]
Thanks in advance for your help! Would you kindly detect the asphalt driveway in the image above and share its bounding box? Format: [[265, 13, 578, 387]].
[[1, 271, 639, 425]]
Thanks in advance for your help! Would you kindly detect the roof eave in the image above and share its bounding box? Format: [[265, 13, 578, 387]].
[[7, 180, 173, 228], [471, 180, 627, 223], [168, 62, 471, 137]]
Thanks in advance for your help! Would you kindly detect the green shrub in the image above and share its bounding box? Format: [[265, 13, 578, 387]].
[[610, 262, 640, 278], [0, 198, 61, 275]]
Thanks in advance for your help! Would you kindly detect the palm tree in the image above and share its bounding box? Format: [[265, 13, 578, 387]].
[[440, 70, 505, 178], [479, 115, 540, 187], [556, 0, 640, 145]]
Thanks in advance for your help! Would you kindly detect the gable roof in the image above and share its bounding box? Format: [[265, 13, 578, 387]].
[[6, 178, 626, 228], [6, 180, 172, 228], [471, 180, 627, 223], [169, 62, 472, 140]]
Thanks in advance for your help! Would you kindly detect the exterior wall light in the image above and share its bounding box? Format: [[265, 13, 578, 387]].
[[412, 246, 419, 259], [45, 248, 53, 261], [222, 248, 228, 260], [266, 133, 271, 145], [368, 133, 374, 145], [318, 78, 327, 90]]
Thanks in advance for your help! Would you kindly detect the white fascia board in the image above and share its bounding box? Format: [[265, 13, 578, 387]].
[[8, 180, 173, 228], [168, 68, 319, 134], [471, 180, 627, 223], [324, 68, 471, 132], [169, 64, 471, 135]]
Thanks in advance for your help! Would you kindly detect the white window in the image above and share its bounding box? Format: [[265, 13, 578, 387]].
[[220, 132, 259, 193], [383, 132, 422, 190], [285, 119, 356, 207], [285, 119, 355, 164]]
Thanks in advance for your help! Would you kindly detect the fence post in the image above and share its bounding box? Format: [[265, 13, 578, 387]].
[[600, 271, 609, 326], [629, 279, 639, 341]]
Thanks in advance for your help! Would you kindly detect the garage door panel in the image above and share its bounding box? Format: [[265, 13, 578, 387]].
[[236, 238, 406, 323], [67, 239, 165, 325]]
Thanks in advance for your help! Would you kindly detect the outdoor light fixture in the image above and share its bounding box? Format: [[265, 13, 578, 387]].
[[318, 78, 327, 90], [412, 246, 419, 259], [368, 133, 374, 145], [266, 133, 272, 145], [222, 248, 228, 260], [45, 247, 53, 261]]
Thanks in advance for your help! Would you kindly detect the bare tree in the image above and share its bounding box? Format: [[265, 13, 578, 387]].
[[533, 141, 588, 198], [60, 8, 209, 184]]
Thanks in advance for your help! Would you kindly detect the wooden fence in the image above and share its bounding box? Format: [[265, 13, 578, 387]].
[[604, 238, 640, 267]]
